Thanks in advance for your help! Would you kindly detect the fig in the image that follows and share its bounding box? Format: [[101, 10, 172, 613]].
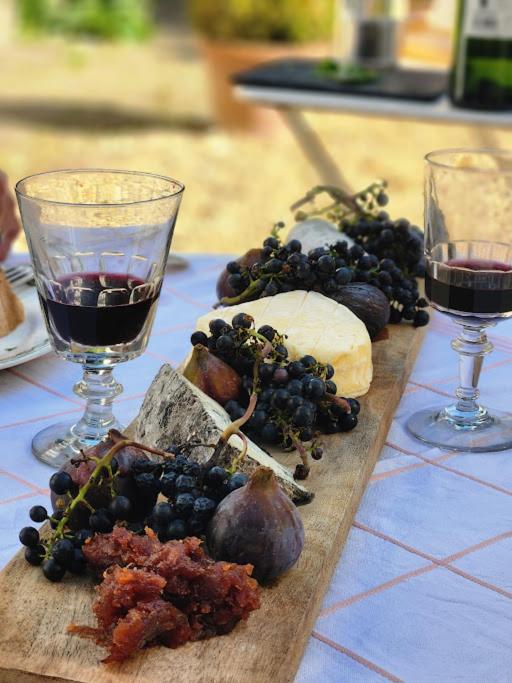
[[208, 467, 304, 584], [330, 283, 390, 339], [183, 344, 242, 406], [216, 248, 263, 300], [50, 430, 151, 528]]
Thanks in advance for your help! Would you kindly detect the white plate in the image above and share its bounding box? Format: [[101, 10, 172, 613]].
[[0, 280, 51, 371]]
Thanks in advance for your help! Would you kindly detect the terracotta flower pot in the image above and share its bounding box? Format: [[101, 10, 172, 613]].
[[200, 39, 327, 133]]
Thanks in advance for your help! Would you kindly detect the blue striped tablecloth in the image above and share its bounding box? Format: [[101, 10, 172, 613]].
[[1, 253, 511, 682]]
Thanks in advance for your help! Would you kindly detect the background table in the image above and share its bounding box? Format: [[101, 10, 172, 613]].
[[1, 253, 512, 682], [235, 77, 512, 191]]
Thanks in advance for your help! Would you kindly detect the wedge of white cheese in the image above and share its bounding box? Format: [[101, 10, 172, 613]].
[[126, 364, 311, 504], [195, 290, 372, 397]]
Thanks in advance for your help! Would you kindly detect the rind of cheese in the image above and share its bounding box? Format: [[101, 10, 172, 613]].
[[196, 291, 372, 397], [126, 364, 311, 503]]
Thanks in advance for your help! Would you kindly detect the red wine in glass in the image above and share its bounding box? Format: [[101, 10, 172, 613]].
[[408, 150, 512, 453], [39, 272, 161, 348], [426, 243, 512, 320], [15, 168, 184, 469]]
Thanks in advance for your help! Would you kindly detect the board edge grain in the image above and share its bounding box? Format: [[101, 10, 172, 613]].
[[274, 324, 426, 682]]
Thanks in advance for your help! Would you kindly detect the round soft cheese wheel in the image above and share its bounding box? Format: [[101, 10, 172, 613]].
[[195, 291, 372, 397]]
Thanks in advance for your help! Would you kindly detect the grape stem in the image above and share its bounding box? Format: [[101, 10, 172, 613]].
[[229, 431, 248, 474], [213, 393, 257, 472], [179, 441, 218, 451], [290, 184, 358, 213], [226, 393, 258, 440], [47, 435, 175, 556], [290, 182, 384, 223], [215, 336, 273, 467], [217, 274, 271, 307], [289, 433, 310, 476]]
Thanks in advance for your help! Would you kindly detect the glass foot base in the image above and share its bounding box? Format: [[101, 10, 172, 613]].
[[407, 405, 512, 452], [32, 419, 124, 468]]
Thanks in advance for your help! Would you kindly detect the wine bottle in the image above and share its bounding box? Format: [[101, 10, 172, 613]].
[[450, 0, 512, 110]]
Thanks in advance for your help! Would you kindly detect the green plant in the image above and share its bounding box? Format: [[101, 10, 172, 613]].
[[190, 0, 334, 43], [19, 0, 154, 41]]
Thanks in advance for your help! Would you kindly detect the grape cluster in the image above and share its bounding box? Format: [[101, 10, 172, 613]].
[[294, 181, 425, 279], [135, 454, 247, 542], [220, 234, 429, 328], [341, 212, 425, 279], [19, 449, 248, 582], [191, 312, 360, 479]]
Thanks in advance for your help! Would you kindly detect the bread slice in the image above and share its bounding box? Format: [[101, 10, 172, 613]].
[[0, 270, 24, 338]]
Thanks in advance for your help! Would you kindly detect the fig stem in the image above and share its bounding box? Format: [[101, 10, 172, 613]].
[[248, 466, 276, 487]]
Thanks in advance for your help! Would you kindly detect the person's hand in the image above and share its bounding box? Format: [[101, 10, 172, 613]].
[[0, 172, 21, 261]]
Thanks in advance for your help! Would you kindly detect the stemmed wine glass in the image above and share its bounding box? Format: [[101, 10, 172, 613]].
[[407, 148, 512, 452], [15, 169, 184, 467]]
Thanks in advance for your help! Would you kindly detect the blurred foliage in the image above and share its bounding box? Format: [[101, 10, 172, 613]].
[[18, 0, 154, 41], [190, 0, 334, 43]]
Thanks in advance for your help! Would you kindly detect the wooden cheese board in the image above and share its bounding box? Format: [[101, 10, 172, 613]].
[[0, 322, 424, 683]]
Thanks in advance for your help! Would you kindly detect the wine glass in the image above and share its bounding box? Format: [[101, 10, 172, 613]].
[[407, 148, 512, 452], [15, 169, 184, 467]]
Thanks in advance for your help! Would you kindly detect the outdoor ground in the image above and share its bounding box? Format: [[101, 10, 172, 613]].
[[1, 26, 511, 255]]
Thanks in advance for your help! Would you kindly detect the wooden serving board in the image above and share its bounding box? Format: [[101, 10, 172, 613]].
[[0, 323, 424, 683]]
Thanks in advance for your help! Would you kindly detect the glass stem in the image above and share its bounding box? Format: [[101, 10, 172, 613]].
[[71, 366, 123, 447], [450, 323, 494, 422]]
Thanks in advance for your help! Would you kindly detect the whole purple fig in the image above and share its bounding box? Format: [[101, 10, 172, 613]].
[[183, 344, 242, 406], [216, 248, 263, 300], [208, 467, 304, 583]]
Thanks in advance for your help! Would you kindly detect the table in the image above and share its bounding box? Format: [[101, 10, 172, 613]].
[[235, 81, 512, 190], [1, 253, 512, 682]]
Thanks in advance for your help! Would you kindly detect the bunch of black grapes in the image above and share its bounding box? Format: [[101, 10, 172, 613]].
[[19, 452, 248, 582], [295, 181, 426, 280], [191, 312, 360, 479], [341, 211, 425, 278], [220, 234, 429, 328]]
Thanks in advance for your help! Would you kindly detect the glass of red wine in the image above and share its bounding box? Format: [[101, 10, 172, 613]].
[[407, 148, 512, 451], [15, 169, 184, 467]]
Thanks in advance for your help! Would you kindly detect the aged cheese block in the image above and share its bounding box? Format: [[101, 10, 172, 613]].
[[195, 291, 372, 397], [127, 364, 311, 504], [0, 270, 24, 338]]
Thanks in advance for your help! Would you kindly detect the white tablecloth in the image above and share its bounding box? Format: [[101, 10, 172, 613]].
[[1, 253, 511, 682]]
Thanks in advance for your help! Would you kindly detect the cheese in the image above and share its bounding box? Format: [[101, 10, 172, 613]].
[[285, 219, 354, 254], [195, 291, 372, 397], [127, 364, 312, 504]]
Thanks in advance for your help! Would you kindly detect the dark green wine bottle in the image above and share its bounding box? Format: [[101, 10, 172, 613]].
[[450, 0, 512, 110]]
